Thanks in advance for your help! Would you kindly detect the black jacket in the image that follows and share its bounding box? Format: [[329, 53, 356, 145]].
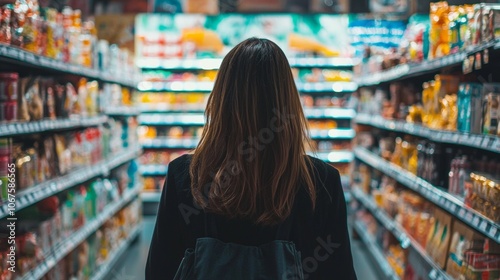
[[146, 154, 357, 280]]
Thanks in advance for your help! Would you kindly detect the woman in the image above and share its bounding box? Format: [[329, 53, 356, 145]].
[[146, 38, 357, 280]]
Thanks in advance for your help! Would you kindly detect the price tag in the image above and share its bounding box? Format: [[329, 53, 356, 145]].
[[490, 226, 498, 238], [450, 203, 457, 213], [465, 212, 473, 223], [481, 137, 491, 149], [458, 208, 466, 219], [475, 136, 483, 147], [493, 138, 500, 153], [479, 221, 488, 232], [472, 216, 480, 227], [429, 269, 437, 280]]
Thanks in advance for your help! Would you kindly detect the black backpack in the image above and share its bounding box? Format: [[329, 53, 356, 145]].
[[173, 211, 304, 280]]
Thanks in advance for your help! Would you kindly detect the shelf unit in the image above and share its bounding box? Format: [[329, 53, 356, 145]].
[[351, 188, 452, 280], [136, 55, 358, 206], [355, 39, 500, 87], [353, 147, 500, 243], [0, 40, 142, 280], [0, 44, 137, 88], [136, 57, 359, 70], [20, 187, 140, 280], [355, 114, 500, 153], [0, 115, 109, 137], [352, 220, 400, 280], [0, 146, 142, 219], [138, 81, 358, 93], [90, 224, 142, 280]]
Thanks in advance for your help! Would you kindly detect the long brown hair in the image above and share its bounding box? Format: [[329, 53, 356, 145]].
[[190, 38, 315, 226]]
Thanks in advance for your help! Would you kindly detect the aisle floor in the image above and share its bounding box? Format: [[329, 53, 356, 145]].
[[110, 216, 381, 280]]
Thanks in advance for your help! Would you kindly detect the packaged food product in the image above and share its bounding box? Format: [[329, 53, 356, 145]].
[[0, 5, 13, 44], [481, 84, 500, 135], [25, 77, 44, 120], [457, 83, 482, 133], [17, 77, 31, 121]]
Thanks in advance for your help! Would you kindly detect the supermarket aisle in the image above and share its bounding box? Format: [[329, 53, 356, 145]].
[[112, 216, 380, 280], [110, 216, 156, 280]]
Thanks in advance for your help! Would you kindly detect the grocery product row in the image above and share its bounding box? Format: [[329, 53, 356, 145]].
[[354, 121, 500, 237], [2, 192, 141, 280], [0, 117, 140, 218], [355, 2, 500, 86], [136, 57, 358, 70], [358, 75, 500, 138], [0, 72, 135, 133], [352, 176, 500, 280], [0, 3, 137, 87], [137, 80, 358, 93]]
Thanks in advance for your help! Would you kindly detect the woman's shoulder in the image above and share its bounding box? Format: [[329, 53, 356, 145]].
[[306, 155, 341, 181], [306, 155, 343, 203]]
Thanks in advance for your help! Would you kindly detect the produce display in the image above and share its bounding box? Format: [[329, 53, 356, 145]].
[[0, 1, 136, 78]]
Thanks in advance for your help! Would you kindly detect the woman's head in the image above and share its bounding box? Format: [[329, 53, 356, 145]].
[[190, 38, 315, 225]]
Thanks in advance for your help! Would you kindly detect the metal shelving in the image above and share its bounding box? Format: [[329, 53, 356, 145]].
[[355, 40, 500, 87], [355, 114, 500, 154], [138, 81, 357, 93], [0, 44, 137, 88], [351, 188, 452, 280], [354, 147, 500, 243], [0, 146, 142, 219], [136, 57, 358, 70], [352, 221, 400, 280], [20, 187, 140, 280], [90, 224, 142, 280], [0, 115, 108, 137]]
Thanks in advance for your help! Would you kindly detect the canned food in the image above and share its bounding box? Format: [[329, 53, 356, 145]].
[[0, 101, 17, 122]]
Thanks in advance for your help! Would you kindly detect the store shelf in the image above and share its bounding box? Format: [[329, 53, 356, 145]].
[[138, 80, 357, 93], [309, 128, 355, 140], [0, 115, 109, 137], [141, 138, 199, 149], [296, 82, 358, 93], [137, 81, 214, 92], [355, 40, 500, 87], [352, 220, 400, 280], [351, 188, 452, 280], [20, 187, 140, 280], [140, 165, 169, 176], [136, 57, 358, 70], [0, 44, 137, 88], [304, 108, 356, 119], [90, 223, 141, 280], [0, 146, 142, 219], [138, 109, 355, 126], [311, 150, 353, 163], [138, 104, 205, 113], [354, 147, 500, 243], [141, 192, 162, 203], [103, 106, 142, 116], [355, 114, 500, 154], [138, 113, 205, 126]]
